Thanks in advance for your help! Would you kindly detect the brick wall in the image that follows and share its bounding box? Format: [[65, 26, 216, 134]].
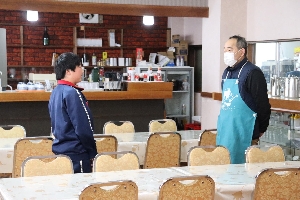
[[0, 10, 168, 88]]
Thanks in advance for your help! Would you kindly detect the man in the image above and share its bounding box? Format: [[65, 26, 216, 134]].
[[217, 35, 271, 164], [49, 52, 97, 173]]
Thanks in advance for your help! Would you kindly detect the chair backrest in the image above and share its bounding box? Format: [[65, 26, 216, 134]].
[[12, 136, 54, 178], [149, 119, 177, 133], [103, 121, 135, 134], [245, 145, 285, 163], [94, 134, 118, 155], [21, 154, 73, 177], [188, 145, 231, 166], [253, 168, 300, 200], [198, 129, 217, 151], [158, 175, 215, 200], [144, 132, 181, 169], [0, 125, 26, 138], [79, 180, 138, 200], [93, 151, 140, 172]]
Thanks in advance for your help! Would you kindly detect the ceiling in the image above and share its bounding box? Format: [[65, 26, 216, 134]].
[[0, 0, 209, 17]]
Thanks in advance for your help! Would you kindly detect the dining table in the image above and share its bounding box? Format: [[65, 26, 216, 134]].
[[109, 130, 202, 164], [0, 161, 299, 200], [0, 130, 202, 174]]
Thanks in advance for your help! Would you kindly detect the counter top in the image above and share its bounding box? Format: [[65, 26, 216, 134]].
[[206, 92, 300, 113], [0, 82, 173, 102]]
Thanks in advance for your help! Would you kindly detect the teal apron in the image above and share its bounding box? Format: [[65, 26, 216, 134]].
[[217, 62, 256, 164]]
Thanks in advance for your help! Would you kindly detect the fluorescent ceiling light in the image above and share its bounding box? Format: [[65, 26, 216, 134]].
[[27, 10, 38, 21], [143, 16, 154, 25]]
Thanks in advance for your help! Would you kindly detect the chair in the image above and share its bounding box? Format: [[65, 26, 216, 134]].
[[149, 119, 177, 133], [158, 175, 215, 200], [103, 121, 135, 134], [93, 151, 139, 172], [94, 134, 118, 155], [245, 144, 285, 163], [12, 136, 54, 178], [144, 132, 181, 169], [198, 129, 217, 151], [21, 154, 73, 177], [188, 146, 231, 166], [79, 180, 138, 200], [0, 125, 26, 138], [253, 168, 300, 200]]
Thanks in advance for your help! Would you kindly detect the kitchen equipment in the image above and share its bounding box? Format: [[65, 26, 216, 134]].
[[284, 76, 299, 98], [270, 76, 281, 97]]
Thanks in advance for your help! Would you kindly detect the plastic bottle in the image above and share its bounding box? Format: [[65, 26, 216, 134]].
[[180, 56, 184, 66], [176, 56, 180, 66], [182, 104, 186, 115]]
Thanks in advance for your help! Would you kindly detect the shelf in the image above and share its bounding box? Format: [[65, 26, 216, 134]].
[[8, 66, 53, 68], [76, 46, 121, 49], [173, 91, 188, 93], [7, 44, 74, 48]]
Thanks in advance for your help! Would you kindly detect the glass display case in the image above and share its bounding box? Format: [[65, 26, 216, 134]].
[[138, 66, 194, 125], [260, 110, 300, 161]]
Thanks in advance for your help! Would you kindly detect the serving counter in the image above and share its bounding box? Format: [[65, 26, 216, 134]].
[[209, 92, 300, 113], [0, 82, 173, 136]]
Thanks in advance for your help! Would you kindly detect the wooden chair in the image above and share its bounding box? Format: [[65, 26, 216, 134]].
[[94, 134, 118, 155], [144, 132, 181, 169], [188, 145, 231, 166], [93, 151, 140, 172], [0, 125, 26, 138], [149, 119, 177, 133], [253, 168, 300, 200], [79, 180, 138, 200], [245, 144, 285, 163], [12, 136, 54, 178], [21, 154, 73, 177], [158, 175, 215, 200], [198, 129, 217, 152], [103, 121, 135, 134]]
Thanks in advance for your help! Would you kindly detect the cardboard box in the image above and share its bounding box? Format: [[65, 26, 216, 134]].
[[108, 29, 115, 47], [157, 51, 175, 60], [176, 40, 188, 55], [171, 34, 180, 47]]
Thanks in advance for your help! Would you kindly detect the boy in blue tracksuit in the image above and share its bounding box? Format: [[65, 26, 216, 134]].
[[49, 52, 97, 173]]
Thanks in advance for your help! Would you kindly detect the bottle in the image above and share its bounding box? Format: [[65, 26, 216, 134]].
[[182, 80, 189, 91], [176, 56, 180, 66], [180, 56, 184, 66], [182, 104, 186, 115], [180, 120, 185, 130], [92, 53, 97, 66], [43, 27, 49, 46]]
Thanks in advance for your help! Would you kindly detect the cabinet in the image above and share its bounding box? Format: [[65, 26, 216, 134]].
[[139, 66, 194, 123], [259, 110, 300, 160]]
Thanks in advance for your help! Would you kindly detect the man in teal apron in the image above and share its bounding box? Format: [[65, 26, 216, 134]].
[[217, 35, 271, 164]]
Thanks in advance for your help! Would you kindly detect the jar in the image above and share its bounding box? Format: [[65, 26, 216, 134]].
[[35, 82, 45, 91], [27, 82, 36, 90], [17, 82, 28, 90]]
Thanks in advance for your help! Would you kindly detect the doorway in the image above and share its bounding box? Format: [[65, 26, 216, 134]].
[[188, 45, 202, 92]]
